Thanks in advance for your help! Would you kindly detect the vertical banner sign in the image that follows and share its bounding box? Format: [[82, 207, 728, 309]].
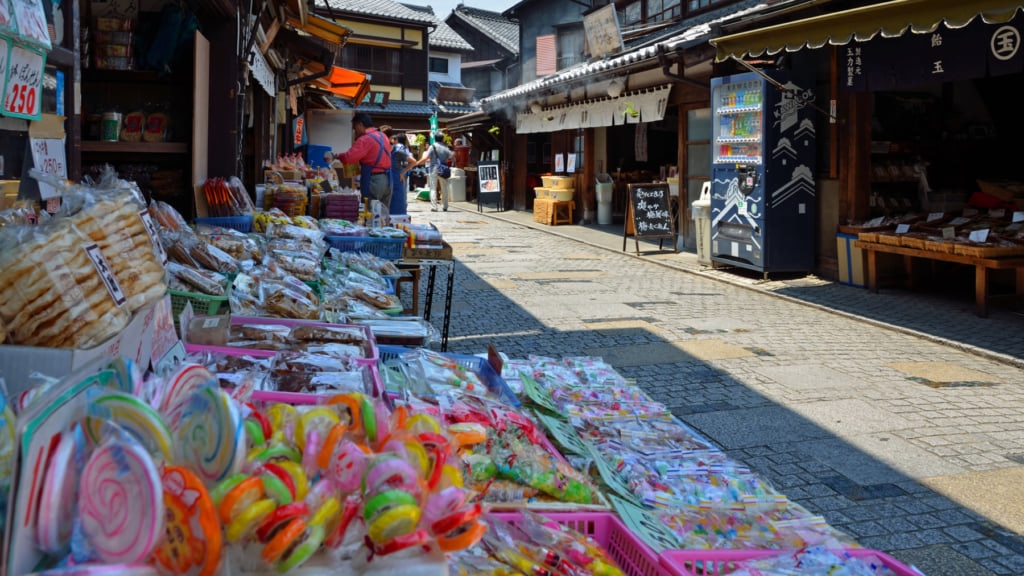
[[4, 43, 43, 120], [292, 113, 306, 149], [29, 137, 66, 199], [429, 113, 438, 144]]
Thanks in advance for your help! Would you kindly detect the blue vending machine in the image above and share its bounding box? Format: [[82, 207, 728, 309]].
[[710, 70, 817, 274]]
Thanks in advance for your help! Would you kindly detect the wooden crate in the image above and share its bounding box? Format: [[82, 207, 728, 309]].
[[533, 198, 554, 224]]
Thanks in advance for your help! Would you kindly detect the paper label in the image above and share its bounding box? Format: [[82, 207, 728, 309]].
[[895, 224, 910, 234], [865, 216, 884, 227], [3, 44, 43, 119], [28, 137, 63, 198], [11, 0, 49, 49], [927, 212, 944, 222], [138, 209, 168, 264], [737, 199, 747, 217], [963, 208, 979, 217], [202, 318, 220, 329], [969, 229, 990, 243], [949, 217, 971, 226], [83, 243, 127, 307], [990, 208, 1006, 219], [942, 226, 955, 240], [1013, 211, 1024, 223]]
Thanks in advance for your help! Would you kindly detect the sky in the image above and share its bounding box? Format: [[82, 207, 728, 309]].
[[426, 0, 520, 20]]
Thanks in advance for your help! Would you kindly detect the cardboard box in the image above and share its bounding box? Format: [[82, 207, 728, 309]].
[[836, 233, 867, 288], [403, 240, 452, 261], [0, 297, 165, 397]]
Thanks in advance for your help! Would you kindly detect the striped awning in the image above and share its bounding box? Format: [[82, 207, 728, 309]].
[[712, 0, 1024, 61]]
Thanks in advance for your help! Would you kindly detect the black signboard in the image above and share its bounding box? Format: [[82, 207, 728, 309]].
[[623, 183, 677, 254]]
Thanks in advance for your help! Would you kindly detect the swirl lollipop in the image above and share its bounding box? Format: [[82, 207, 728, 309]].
[[36, 427, 79, 553], [176, 387, 246, 485], [159, 364, 217, 430], [79, 438, 164, 564], [0, 392, 15, 495], [87, 391, 173, 463]]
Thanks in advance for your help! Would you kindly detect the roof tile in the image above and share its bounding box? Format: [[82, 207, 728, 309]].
[[450, 6, 519, 56]]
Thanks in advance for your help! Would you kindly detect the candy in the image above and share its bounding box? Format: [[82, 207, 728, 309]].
[[326, 440, 368, 492], [160, 364, 217, 429], [25, 565, 159, 576], [36, 428, 78, 553], [176, 387, 245, 485], [294, 407, 340, 453], [79, 439, 164, 564], [155, 466, 223, 576], [87, 391, 174, 463], [226, 498, 276, 543]]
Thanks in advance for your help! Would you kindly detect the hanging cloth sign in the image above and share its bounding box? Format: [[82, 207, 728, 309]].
[[4, 41, 44, 120], [248, 44, 275, 97]]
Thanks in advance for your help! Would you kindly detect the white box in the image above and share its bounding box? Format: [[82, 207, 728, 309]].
[[0, 296, 166, 396]]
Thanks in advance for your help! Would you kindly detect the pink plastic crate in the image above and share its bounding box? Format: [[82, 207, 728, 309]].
[[185, 316, 379, 365], [183, 343, 384, 400], [493, 512, 669, 576], [660, 548, 922, 576]]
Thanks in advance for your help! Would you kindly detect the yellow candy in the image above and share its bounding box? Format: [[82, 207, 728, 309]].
[[404, 413, 441, 435], [267, 404, 298, 436], [295, 408, 341, 453], [275, 461, 309, 501]]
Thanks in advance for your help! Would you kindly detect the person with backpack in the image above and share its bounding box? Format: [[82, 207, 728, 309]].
[[325, 113, 392, 210], [387, 131, 414, 215], [412, 132, 453, 212]]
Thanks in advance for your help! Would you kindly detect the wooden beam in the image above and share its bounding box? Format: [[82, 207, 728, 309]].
[[260, 19, 281, 54]]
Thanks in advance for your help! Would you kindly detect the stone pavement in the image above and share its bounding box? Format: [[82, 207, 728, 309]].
[[404, 196, 1024, 576]]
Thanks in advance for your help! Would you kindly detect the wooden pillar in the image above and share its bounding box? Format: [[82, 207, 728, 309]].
[[511, 132, 527, 210], [840, 91, 872, 223], [207, 20, 241, 177], [582, 127, 595, 223]]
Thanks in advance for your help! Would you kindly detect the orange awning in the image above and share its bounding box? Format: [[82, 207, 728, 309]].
[[317, 66, 371, 104]]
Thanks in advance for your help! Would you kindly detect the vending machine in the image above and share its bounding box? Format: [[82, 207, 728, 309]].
[[710, 70, 817, 274]]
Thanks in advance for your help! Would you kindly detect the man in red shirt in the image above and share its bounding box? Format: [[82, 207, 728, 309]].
[[327, 113, 393, 210]]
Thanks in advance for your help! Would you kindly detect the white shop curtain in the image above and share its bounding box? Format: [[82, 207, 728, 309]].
[[515, 84, 673, 134]]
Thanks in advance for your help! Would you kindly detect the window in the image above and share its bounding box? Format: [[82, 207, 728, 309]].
[[557, 26, 585, 69], [537, 34, 557, 76], [624, 1, 641, 25], [650, 0, 681, 22], [341, 44, 402, 85], [687, 0, 727, 12], [429, 57, 449, 74]]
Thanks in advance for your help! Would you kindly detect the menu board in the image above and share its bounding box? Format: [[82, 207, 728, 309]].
[[623, 183, 676, 254]]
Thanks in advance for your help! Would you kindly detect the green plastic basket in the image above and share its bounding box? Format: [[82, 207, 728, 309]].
[[169, 288, 229, 326]]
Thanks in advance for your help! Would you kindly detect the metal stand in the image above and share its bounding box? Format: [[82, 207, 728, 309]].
[[416, 259, 456, 351]]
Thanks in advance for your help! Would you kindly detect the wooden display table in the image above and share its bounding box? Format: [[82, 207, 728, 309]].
[[855, 240, 1024, 317], [533, 198, 574, 226]]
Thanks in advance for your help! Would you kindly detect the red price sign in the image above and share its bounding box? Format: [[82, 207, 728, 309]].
[[3, 44, 43, 120]]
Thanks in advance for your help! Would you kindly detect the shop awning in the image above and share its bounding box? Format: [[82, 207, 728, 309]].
[[317, 66, 371, 103], [287, 13, 353, 46], [515, 84, 672, 134], [712, 0, 1024, 61]]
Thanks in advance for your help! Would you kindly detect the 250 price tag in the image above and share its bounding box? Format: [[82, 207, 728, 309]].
[[3, 43, 43, 120]]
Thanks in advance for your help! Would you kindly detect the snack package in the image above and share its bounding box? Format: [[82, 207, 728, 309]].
[[166, 261, 227, 296], [0, 220, 132, 348]]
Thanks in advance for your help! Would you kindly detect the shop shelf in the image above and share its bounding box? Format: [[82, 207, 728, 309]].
[[80, 141, 189, 154], [659, 548, 923, 576], [492, 512, 669, 576], [194, 215, 254, 233], [325, 235, 406, 260], [377, 344, 520, 407]]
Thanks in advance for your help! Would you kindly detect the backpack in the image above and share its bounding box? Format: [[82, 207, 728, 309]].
[[433, 144, 452, 178]]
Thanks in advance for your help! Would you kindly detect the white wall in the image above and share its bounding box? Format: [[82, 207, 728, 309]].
[[428, 50, 462, 84], [306, 109, 354, 156]]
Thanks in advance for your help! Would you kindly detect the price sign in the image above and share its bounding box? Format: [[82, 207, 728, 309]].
[[942, 226, 956, 240], [895, 223, 911, 234], [927, 212, 944, 222], [29, 137, 65, 199], [990, 208, 1006, 219], [969, 228, 990, 243], [10, 0, 49, 49], [3, 44, 43, 120], [1014, 211, 1024, 223]]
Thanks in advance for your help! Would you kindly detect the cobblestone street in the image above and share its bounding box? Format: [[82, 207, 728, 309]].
[[408, 198, 1024, 576]]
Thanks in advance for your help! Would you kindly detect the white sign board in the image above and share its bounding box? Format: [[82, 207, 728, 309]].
[[29, 137, 66, 199], [3, 43, 43, 120]]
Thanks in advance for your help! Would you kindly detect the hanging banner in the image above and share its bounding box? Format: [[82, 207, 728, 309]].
[[292, 113, 306, 149], [3, 41, 43, 120], [248, 44, 275, 97]]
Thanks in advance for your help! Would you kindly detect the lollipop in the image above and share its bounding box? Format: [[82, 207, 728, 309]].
[[154, 466, 223, 576], [0, 392, 15, 495], [79, 439, 164, 564], [36, 428, 79, 553], [159, 364, 217, 429], [176, 387, 245, 485], [87, 391, 173, 462], [326, 440, 369, 492], [26, 565, 159, 576]]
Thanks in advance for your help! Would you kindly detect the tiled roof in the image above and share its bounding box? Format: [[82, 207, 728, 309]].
[[450, 6, 519, 56], [320, 0, 436, 24], [429, 80, 482, 117], [327, 97, 437, 117], [402, 3, 474, 52], [481, 1, 794, 105]]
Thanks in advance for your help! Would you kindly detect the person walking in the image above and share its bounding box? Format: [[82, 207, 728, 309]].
[[326, 113, 392, 211], [388, 132, 414, 216], [413, 132, 453, 212]]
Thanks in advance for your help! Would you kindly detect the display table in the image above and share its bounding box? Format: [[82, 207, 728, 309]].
[[402, 242, 455, 350], [533, 198, 574, 226], [855, 240, 1024, 317]]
